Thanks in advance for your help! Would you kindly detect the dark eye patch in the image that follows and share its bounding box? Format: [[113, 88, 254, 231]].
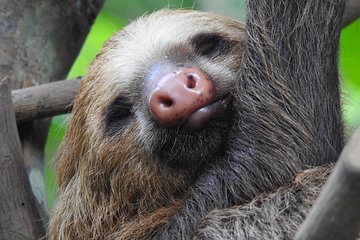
[[104, 96, 133, 136], [191, 33, 235, 57]]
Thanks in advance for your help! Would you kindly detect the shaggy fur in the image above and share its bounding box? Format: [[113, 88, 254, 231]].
[[194, 165, 332, 239], [49, 0, 345, 239], [49, 10, 246, 240]]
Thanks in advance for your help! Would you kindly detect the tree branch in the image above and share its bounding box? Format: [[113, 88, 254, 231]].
[[295, 125, 360, 240], [12, 78, 81, 124]]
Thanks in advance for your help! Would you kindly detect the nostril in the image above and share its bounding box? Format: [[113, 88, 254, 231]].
[[147, 66, 214, 128], [159, 96, 173, 108], [186, 74, 197, 89]]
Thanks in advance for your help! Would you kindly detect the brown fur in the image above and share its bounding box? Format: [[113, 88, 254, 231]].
[[49, 10, 245, 239]]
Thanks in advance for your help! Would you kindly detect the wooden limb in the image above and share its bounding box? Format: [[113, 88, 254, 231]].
[[295, 126, 360, 240], [0, 0, 104, 225], [0, 79, 45, 239], [343, 0, 360, 27], [12, 78, 81, 124]]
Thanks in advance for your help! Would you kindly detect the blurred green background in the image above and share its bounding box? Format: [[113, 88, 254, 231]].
[[44, 0, 360, 209]]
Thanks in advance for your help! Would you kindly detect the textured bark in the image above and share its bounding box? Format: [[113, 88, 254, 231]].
[[0, 79, 44, 239], [0, 0, 104, 235]]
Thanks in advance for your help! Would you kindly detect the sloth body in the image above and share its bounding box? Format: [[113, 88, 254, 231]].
[[50, 0, 345, 239]]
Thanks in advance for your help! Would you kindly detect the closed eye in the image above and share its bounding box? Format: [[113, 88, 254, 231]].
[[191, 33, 235, 57], [104, 96, 133, 136]]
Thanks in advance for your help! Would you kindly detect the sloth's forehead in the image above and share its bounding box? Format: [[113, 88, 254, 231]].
[[100, 10, 244, 90], [126, 10, 243, 43]]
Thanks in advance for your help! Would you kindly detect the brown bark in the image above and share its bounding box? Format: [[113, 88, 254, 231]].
[[0, 0, 104, 238]]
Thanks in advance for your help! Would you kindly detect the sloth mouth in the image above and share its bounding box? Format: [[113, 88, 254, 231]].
[[181, 94, 232, 131], [153, 94, 233, 168]]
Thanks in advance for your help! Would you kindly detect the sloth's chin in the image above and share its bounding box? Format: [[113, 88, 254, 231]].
[[152, 95, 233, 169], [181, 95, 231, 131]]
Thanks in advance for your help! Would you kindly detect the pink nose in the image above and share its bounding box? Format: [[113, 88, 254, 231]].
[[148, 67, 214, 127]]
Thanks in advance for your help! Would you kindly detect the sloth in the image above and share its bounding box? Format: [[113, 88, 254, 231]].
[[49, 0, 345, 239]]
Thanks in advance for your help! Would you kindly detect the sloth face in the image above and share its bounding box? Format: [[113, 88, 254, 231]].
[[85, 10, 245, 168]]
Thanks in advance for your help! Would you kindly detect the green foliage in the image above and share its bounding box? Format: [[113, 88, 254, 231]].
[[44, 1, 360, 209], [44, 115, 67, 209], [340, 20, 360, 132]]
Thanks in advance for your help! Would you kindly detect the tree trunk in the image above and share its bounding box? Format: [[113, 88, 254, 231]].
[[0, 79, 44, 240], [0, 0, 104, 238]]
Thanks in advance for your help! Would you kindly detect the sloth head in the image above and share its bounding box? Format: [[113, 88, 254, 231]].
[[61, 10, 245, 176]]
